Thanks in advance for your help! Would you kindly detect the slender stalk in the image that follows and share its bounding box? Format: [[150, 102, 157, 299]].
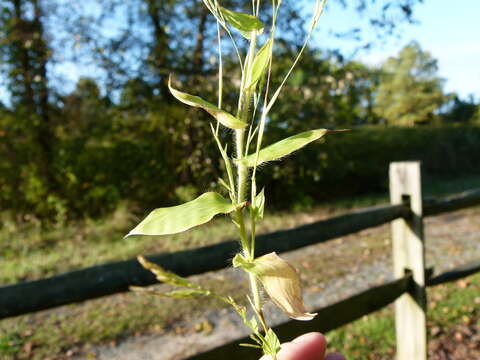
[[216, 21, 223, 135], [230, 25, 269, 332]]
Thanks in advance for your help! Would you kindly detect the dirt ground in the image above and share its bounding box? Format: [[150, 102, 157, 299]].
[[428, 319, 480, 360]]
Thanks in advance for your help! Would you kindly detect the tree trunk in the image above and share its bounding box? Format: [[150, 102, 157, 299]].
[[146, 0, 170, 99], [12, 0, 35, 112], [32, 0, 56, 186]]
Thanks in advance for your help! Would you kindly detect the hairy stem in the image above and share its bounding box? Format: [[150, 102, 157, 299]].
[[236, 29, 269, 334], [249, 273, 268, 332]]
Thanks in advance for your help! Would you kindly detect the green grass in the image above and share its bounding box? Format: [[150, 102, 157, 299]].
[[326, 273, 480, 359]]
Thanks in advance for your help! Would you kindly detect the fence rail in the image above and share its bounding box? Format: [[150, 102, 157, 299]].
[[186, 255, 480, 360], [427, 259, 480, 286], [1, 187, 479, 319], [188, 274, 414, 360]]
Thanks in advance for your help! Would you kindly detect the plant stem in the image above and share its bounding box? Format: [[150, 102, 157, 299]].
[[235, 29, 270, 336], [234, 28, 258, 253], [235, 207, 250, 254], [249, 272, 268, 332]]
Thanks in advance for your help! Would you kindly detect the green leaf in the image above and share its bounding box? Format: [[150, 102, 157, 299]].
[[137, 256, 200, 288], [162, 289, 211, 298], [239, 343, 262, 349], [262, 329, 281, 356], [126, 192, 236, 237], [253, 188, 265, 220], [246, 316, 259, 332], [229, 298, 247, 321], [130, 286, 210, 299], [220, 7, 264, 37], [250, 333, 263, 345], [247, 39, 272, 89], [168, 76, 247, 129], [232, 253, 254, 270], [241, 129, 330, 167]]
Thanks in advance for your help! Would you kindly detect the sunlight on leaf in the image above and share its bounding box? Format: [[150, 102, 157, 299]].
[[168, 76, 247, 129], [253, 188, 265, 220], [126, 192, 236, 237], [263, 328, 281, 356], [247, 38, 272, 89], [130, 286, 210, 299], [136, 256, 199, 288], [220, 7, 264, 37], [241, 129, 334, 167]]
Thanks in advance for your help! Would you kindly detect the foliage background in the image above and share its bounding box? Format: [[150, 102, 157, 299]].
[[0, 0, 479, 220]]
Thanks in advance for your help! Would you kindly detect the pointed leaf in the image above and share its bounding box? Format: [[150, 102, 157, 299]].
[[126, 192, 236, 237], [247, 39, 272, 89], [218, 178, 230, 192], [246, 316, 259, 332], [263, 329, 281, 356], [168, 76, 247, 129], [220, 7, 264, 36], [250, 333, 263, 345], [130, 286, 210, 298], [137, 256, 200, 288], [239, 343, 262, 349], [229, 298, 248, 321], [162, 289, 212, 298], [241, 129, 331, 167], [253, 188, 265, 220], [232, 253, 254, 270]]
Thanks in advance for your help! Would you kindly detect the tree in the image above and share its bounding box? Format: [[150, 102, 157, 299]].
[[374, 42, 447, 126], [0, 0, 426, 218], [61, 77, 111, 140], [0, 0, 63, 214], [266, 48, 381, 132], [442, 94, 479, 124]]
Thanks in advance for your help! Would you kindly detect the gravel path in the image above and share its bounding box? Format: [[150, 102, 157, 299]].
[[80, 205, 480, 360]]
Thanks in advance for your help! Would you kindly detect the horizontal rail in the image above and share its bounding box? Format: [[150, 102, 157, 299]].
[[424, 189, 480, 217], [187, 274, 413, 360], [427, 259, 480, 287], [1, 188, 479, 319], [191, 258, 480, 360], [0, 203, 407, 319]]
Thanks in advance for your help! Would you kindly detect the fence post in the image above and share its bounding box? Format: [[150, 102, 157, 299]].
[[389, 161, 427, 360]]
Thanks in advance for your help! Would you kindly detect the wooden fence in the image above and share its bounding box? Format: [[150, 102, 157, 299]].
[[1, 161, 479, 359]]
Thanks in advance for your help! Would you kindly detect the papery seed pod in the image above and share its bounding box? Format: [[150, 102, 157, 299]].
[[250, 252, 317, 321]]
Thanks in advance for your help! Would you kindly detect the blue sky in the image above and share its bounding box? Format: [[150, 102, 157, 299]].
[[1, 0, 478, 103], [315, 0, 480, 99]]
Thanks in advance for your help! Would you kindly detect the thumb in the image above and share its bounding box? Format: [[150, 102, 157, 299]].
[[260, 332, 327, 360]]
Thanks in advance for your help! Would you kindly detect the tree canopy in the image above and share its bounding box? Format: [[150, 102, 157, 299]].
[[374, 41, 447, 126]]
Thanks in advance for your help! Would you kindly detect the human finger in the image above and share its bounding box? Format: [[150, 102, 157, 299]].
[[260, 332, 326, 360]]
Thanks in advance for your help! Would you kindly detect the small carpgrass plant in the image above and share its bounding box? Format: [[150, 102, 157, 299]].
[[127, 0, 341, 357]]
